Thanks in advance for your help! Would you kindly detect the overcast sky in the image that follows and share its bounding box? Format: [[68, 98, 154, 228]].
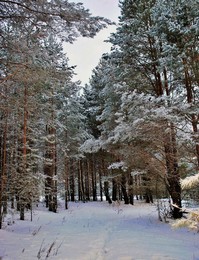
[[65, 0, 120, 85]]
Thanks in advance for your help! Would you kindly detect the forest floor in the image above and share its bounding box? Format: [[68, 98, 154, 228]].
[[0, 200, 199, 260]]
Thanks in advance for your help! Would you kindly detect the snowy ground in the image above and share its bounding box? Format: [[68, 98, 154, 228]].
[[0, 200, 199, 260]]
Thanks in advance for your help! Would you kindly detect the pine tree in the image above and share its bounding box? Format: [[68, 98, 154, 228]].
[[0, 0, 112, 227], [152, 0, 199, 169]]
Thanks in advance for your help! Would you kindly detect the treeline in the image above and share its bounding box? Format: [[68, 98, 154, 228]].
[[0, 0, 111, 228], [80, 0, 199, 219], [0, 0, 199, 228]]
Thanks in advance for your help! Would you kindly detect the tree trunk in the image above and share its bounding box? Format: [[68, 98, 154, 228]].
[[104, 181, 112, 204], [85, 159, 90, 201], [90, 155, 97, 201], [99, 161, 103, 201], [78, 160, 82, 201], [64, 157, 69, 209], [121, 172, 129, 204], [44, 123, 57, 213], [69, 159, 75, 202], [112, 178, 118, 201], [0, 109, 8, 228], [128, 174, 134, 205], [19, 85, 28, 220], [164, 123, 182, 219], [20, 197, 25, 221], [78, 160, 85, 202]]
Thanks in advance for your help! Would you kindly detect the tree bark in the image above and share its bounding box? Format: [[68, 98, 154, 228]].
[[85, 159, 90, 201], [64, 157, 69, 209], [99, 160, 103, 201], [112, 178, 118, 201], [104, 181, 112, 204], [121, 172, 129, 204], [44, 124, 57, 213], [128, 174, 134, 205], [90, 155, 97, 201], [69, 159, 75, 202], [164, 123, 182, 219]]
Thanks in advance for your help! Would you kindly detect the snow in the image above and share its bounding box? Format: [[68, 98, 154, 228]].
[[0, 201, 199, 260]]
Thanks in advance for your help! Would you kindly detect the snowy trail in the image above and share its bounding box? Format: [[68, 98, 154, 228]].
[[0, 201, 199, 260]]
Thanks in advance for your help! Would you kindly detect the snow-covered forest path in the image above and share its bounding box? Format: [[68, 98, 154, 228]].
[[0, 201, 199, 260]]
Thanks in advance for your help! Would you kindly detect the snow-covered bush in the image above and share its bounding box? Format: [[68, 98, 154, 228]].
[[172, 211, 199, 232], [181, 173, 199, 190], [172, 172, 199, 232]]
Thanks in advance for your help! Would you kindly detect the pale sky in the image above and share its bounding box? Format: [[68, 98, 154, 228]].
[[64, 0, 120, 85]]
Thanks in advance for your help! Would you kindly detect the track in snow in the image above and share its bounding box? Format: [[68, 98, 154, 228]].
[[0, 201, 199, 260]]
